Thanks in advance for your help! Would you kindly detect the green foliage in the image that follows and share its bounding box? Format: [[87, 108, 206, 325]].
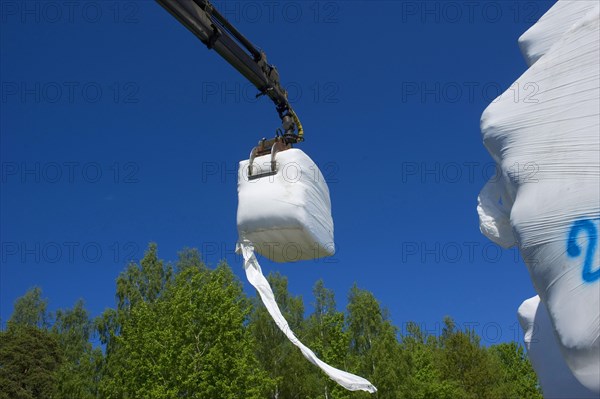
[[2, 244, 543, 398], [437, 316, 496, 398], [96, 242, 174, 397], [115, 242, 173, 312], [345, 285, 404, 399], [347, 284, 386, 358], [0, 324, 62, 399], [8, 287, 49, 329], [397, 322, 462, 399], [99, 246, 272, 398], [488, 342, 543, 399], [396, 319, 543, 399], [306, 280, 352, 399], [52, 300, 103, 399]]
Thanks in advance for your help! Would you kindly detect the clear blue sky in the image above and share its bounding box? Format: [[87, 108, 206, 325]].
[[1, 1, 555, 344]]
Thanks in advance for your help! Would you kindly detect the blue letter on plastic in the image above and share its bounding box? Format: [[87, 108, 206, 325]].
[[567, 219, 599, 283]]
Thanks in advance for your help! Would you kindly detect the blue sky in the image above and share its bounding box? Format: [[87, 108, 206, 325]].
[[1, 0, 555, 344]]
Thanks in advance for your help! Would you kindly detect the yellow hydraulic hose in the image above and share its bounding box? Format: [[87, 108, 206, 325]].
[[290, 109, 304, 142]]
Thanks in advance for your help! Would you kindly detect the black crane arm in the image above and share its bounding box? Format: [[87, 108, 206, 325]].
[[155, 0, 303, 145]]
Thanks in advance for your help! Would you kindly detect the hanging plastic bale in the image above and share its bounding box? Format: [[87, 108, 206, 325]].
[[237, 148, 335, 263], [478, 1, 600, 393], [236, 148, 376, 393]]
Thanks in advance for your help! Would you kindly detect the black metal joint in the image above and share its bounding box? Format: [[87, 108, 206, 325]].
[[206, 24, 221, 49]]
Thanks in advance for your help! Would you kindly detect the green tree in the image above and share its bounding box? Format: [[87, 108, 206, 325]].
[[306, 280, 351, 399], [52, 300, 102, 399], [346, 284, 386, 380], [99, 245, 272, 398], [0, 324, 62, 399], [97, 243, 173, 397], [368, 322, 405, 399], [398, 322, 465, 399], [346, 284, 404, 399], [437, 317, 493, 398], [488, 342, 542, 398], [8, 287, 49, 329], [347, 284, 385, 360], [115, 242, 172, 312]]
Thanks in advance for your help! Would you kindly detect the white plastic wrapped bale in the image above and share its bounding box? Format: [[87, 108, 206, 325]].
[[478, 1, 600, 393], [236, 149, 376, 393], [237, 148, 334, 263], [518, 296, 597, 398], [518, 0, 598, 67]]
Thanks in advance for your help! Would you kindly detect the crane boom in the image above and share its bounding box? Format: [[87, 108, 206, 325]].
[[155, 0, 303, 146]]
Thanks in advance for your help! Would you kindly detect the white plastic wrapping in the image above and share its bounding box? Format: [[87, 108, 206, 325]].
[[477, 179, 516, 249], [236, 149, 376, 393], [237, 241, 377, 393], [518, 296, 597, 398], [518, 0, 599, 67], [237, 149, 335, 263], [478, 1, 600, 392]]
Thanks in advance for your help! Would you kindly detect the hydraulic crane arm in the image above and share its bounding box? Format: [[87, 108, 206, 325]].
[[155, 0, 303, 147]]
